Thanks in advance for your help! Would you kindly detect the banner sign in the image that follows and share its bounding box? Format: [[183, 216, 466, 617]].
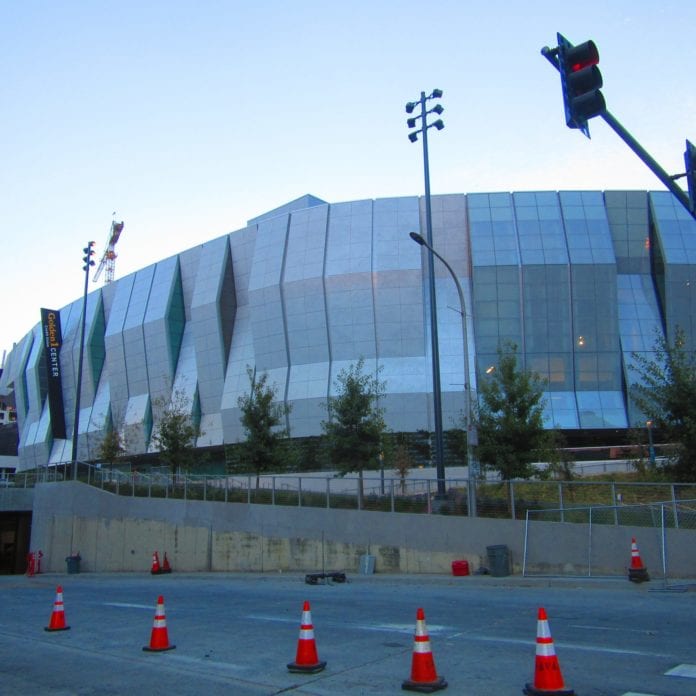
[[40, 308, 67, 439]]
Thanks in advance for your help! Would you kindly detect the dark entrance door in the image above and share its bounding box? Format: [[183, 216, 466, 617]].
[[0, 512, 32, 574]]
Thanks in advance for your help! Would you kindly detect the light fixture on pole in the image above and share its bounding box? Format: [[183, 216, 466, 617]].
[[646, 419, 656, 466], [406, 89, 447, 501], [71, 241, 95, 477], [410, 232, 478, 517]]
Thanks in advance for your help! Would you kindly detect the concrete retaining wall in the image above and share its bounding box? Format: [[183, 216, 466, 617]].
[[8, 482, 696, 577]]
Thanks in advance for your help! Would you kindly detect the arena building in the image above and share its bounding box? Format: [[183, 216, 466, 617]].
[[1, 190, 695, 471]]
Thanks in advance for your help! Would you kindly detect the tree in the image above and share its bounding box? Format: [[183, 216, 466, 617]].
[[151, 390, 201, 477], [321, 358, 387, 503], [97, 427, 125, 473], [237, 367, 291, 488], [391, 438, 414, 495], [630, 327, 696, 481], [475, 342, 555, 481]]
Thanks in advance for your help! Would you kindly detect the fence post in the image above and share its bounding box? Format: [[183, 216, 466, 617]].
[[611, 482, 618, 525], [588, 506, 593, 577], [247, 475, 252, 504], [661, 504, 668, 581], [390, 478, 395, 513], [298, 477, 302, 507], [509, 481, 516, 520], [523, 511, 529, 576], [558, 483, 564, 523], [271, 476, 276, 506], [671, 484, 679, 529], [426, 479, 431, 514], [326, 477, 330, 509], [225, 475, 228, 503]]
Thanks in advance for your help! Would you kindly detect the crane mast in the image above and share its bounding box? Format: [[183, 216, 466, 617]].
[[93, 219, 124, 284]]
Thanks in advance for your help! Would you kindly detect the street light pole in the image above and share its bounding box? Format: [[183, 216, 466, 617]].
[[410, 232, 478, 517], [646, 419, 656, 467], [405, 89, 446, 500], [71, 241, 95, 477]]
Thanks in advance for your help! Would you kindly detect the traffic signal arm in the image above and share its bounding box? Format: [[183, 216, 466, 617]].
[[542, 36, 695, 220]]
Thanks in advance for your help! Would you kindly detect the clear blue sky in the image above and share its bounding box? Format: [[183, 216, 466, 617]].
[[2, 1, 694, 361]]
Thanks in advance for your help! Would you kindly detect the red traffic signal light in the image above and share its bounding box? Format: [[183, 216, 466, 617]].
[[557, 33, 605, 137]]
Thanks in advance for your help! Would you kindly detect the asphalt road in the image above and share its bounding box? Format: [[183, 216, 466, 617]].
[[1, 572, 695, 695]]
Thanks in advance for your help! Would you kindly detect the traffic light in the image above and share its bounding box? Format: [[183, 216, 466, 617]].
[[557, 33, 605, 137], [685, 140, 696, 212]]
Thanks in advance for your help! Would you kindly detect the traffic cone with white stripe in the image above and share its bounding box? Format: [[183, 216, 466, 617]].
[[628, 537, 650, 583], [143, 595, 175, 652], [402, 607, 447, 693], [45, 585, 70, 632], [150, 551, 161, 575], [523, 607, 574, 695], [287, 600, 326, 673]]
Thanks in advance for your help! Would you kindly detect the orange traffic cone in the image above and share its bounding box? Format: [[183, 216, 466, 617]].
[[402, 607, 447, 693], [150, 551, 161, 575], [287, 600, 326, 673], [523, 607, 574, 696], [628, 537, 650, 583], [161, 552, 172, 574], [143, 595, 175, 652], [45, 585, 70, 632]]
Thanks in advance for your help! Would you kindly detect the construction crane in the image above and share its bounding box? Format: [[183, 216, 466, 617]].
[[93, 218, 124, 284]]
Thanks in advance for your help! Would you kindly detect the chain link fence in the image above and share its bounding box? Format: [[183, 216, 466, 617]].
[[6, 463, 696, 522], [523, 499, 696, 580]]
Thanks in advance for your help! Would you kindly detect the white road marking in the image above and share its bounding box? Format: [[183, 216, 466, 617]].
[[103, 602, 153, 610], [570, 624, 655, 634], [665, 663, 696, 678], [244, 616, 669, 659]]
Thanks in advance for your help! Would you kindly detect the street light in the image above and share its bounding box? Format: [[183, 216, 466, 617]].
[[71, 241, 95, 477], [405, 88, 447, 501], [410, 232, 478, 517]]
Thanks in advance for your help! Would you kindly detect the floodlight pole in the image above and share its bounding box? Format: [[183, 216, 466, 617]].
[[71, 242, 95, 477], [406, 90, 447, 500]]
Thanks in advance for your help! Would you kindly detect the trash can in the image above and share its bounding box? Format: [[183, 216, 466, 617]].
[[486, 545, 510, 577], [65, 554, 81, 574], [359, 554, 376, 574]]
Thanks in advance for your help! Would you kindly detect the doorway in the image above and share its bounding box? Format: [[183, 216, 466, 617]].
[[0, 512, 32, 574]]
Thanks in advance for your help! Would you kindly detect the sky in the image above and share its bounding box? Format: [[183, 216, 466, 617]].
[[2, 0, 694, 362]]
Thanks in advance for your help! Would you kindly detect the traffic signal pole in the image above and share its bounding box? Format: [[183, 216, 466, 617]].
[[599, 111, 693, 215], [542, 38, 695, 220]]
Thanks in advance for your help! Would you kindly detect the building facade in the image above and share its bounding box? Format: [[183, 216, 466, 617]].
[[1, 191, 695, 470]]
